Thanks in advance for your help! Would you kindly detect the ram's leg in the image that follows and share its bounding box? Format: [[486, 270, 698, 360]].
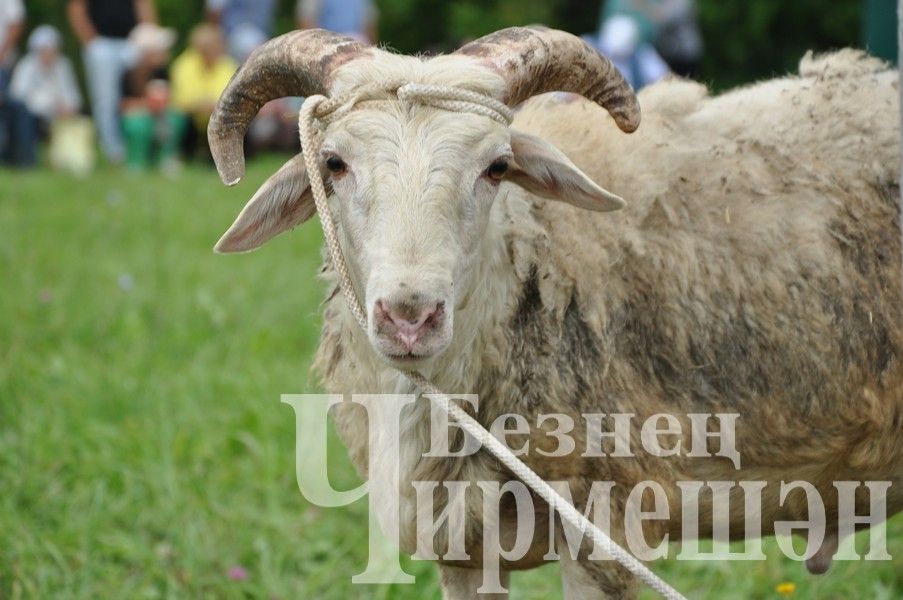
[[559, 550, 637, 600], [549, 484, 638, 600], [438, 564, 510, 600]]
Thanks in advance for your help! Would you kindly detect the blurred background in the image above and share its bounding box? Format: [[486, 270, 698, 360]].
[[1, 1, 902, 598]]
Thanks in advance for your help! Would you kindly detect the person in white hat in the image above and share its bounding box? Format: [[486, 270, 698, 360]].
[[119, 22, 185, 171], [8, 25, 94, 173], [127, 21, 175, 61], [10, 25, 82, 122]]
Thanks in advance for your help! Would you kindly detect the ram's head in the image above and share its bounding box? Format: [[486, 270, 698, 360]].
[[210, 27, 639, 366]]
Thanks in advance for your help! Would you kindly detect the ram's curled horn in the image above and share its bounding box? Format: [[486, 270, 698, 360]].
[[455, 26, 641, 134], [208, 29, 372, 186]]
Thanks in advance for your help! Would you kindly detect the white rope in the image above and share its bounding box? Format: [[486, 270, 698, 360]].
[[398, 82, 515, 125], [897, 0, 903, 252], [298, 84, 687, 600]]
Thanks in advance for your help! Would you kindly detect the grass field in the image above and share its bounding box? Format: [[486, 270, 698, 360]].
[[1, 162, 901, 599]]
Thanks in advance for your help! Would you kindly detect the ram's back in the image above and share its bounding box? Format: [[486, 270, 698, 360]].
[[497, 51, 903, 492]]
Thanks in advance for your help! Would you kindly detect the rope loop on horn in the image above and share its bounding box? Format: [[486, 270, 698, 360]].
[[297, 83, 685, 600]]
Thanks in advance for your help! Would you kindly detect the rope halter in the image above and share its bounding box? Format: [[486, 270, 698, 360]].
[[297, 81, 514, 332], [296, 82, 687, 600], [305, 80, 515, 130]]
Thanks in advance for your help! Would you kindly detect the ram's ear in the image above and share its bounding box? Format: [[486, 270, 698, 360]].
[[508, 129, 625, 212], [215, 154, 316, 253]]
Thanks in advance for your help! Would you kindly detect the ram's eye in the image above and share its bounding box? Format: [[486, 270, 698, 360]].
[[325, 156, 346, 175], [485, 159, 509, 181]]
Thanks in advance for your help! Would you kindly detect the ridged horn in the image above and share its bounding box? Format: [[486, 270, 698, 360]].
[[208, 29, 372, 185], [455, 26, 641, 133]]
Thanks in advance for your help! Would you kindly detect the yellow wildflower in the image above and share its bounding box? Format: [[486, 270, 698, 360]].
[[775, 582, 796, 596]]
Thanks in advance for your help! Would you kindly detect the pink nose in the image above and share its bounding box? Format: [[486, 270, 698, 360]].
[[374, 298, 445, 351]]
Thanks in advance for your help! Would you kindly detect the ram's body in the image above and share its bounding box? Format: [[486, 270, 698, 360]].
[[314, 50, 903, 590], [208, 27, 903, 596]]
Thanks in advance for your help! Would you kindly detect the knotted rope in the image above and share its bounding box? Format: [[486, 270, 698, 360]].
[[297, 83, 687, 600]]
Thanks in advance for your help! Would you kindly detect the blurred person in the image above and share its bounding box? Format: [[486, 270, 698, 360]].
[[228, 21, 266, 63], [11, 26, 82, 124], [67, 0, 158, 164], [0, 0, 22, 80], [0, 0, 27, 166], [587, 15, 669, 90], [296, 0, 378, 44], [171, 24, 236, 160], [602, 0, 657, 46], [8, 26, 83, 169], [652, 0, 702, 77], [206, 0, 277, 38], [119, 23, 185, 171], [602, 0, 702, 77]]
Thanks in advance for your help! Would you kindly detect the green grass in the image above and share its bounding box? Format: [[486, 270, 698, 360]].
[[1, 163, 901, 599]]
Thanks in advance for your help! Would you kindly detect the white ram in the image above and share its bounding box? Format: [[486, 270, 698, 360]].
[[209, 28, 902, 599]]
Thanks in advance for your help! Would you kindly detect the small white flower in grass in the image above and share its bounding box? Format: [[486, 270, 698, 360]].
[[155, 542, 173, 560], [117, 273, 135, 292]]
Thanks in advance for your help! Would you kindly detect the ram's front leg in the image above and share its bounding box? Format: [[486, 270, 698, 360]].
[[554, 501, 638, 600], [438, 564, 510, 600], [559, 550, 637, 600]]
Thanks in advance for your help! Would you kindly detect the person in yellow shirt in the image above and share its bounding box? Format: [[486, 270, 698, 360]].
[[170, 23, 236, 160]]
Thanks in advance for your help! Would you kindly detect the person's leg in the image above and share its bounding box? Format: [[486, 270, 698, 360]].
[[0, 90, 38, 168], [121, 110, 155, 170], [193, 111, 212, 161], [0, 67, 12, 163], [83, 38, 131, 163], [9, 102, 38, 167], [159, 109, 188, 164], [181, 112, 198, 160], [0, 108, 9, 163]]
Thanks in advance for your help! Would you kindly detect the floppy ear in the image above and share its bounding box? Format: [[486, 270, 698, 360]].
[[508, 129, 625, 211], [215, 154, 316, 253]]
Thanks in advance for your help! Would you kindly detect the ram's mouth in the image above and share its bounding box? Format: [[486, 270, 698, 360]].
[[383, 351, 430, 363], [369, 299, 453, 365], [375, 338, 451, 365]]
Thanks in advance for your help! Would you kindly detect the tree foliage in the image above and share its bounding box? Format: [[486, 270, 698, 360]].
[[22, 0, 871, 90], [694, 0, 864, 89]]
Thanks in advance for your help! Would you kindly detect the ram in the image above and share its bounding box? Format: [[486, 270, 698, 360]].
[[209, 27, 903, 599]]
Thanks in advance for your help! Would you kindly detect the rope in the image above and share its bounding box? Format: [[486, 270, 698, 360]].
[[298, 83, 688, 600]]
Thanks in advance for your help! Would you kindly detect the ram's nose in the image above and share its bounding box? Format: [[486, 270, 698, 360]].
[[373, 297, 446, 351]]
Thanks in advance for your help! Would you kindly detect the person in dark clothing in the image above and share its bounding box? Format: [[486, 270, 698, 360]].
[[0, 0, 30, 167], [67, 0, 158, 163], [601, 0, 702, 78], [119, 23, 184, 171]]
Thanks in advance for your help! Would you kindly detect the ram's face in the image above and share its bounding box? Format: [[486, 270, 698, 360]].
[[208, 29, 640, 367], [318, 108, 510, 363], [214, 103, 628, 365]]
